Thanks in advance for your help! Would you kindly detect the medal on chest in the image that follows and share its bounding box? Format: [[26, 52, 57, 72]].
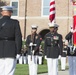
[[53, 36, 59, 40], [35, 36, 38, 39]]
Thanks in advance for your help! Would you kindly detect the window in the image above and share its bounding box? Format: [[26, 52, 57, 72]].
[[10, 0, 19, 16], [42, 0, 50, 16]]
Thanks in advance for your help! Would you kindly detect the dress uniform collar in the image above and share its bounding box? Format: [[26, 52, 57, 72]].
[[49, 32, 54, 34], [2, 16, 10, 19]]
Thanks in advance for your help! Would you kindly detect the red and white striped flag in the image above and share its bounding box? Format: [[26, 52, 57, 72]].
[[49, 0, 56, 23]]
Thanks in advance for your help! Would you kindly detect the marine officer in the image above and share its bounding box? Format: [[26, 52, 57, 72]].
[[0, 6, 22, 75]]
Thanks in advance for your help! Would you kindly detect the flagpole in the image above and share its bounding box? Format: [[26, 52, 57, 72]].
[[67, 0, 69, 33], [24, 0, 27, 40]]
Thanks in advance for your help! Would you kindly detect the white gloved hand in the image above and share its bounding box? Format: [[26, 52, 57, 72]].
[[16, 54, 21, 60], [58, 55, 61, 59], [70, 28, 73, 33], [45, 56, 47, 59], [33, 44, 37, 46], [65, 40, 68, 45], [70, 28, 76, 33], [32, 50, 35, 55], [29, 42, 33, 46]]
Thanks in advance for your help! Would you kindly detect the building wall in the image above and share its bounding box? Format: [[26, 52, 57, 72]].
[[26, 0, 73, 39], [0, 0, 74, 40]]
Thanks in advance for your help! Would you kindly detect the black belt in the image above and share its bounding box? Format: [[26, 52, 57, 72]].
[[0, 37, 15, 41]]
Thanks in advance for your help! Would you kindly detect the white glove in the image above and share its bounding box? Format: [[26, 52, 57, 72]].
[[73, 46, 76, 51], [70, 28, 73, 33], [58, 55, 61, 59], [32, 50, 35, 55], [16, 54, 21, 60], [29, 42, 33, 46], [65, 40, 68, 45], [45, 56, 47, 59], [70, 28, 76, 33], [33, 44, 37, 46]]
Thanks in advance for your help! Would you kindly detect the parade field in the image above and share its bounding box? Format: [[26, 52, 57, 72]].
[[15, 63, 69, 75], [15, 64, 48, 75]]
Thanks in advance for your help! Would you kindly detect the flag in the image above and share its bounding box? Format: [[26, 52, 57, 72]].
[[73, 2, 76, 46], [49, 0, 56, 23], [73, 16, 76, 46]]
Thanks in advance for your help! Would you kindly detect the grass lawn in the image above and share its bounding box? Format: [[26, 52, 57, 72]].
[[15, 59, 69, 75], [15, 64, 48, 75]]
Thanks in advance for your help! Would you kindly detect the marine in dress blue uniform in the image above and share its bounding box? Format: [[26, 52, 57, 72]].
[[0, 6, 22, 75], [54, 24, 67, 71], [65, 26, 76, 75], [44, 23, 63, 75], [26, 25, 42, 75]]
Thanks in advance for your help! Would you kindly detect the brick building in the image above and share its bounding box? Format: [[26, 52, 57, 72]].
[[0, 0, 73, 40]]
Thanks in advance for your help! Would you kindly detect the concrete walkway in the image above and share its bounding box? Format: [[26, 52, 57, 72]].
[[38, 70, 69, 75]]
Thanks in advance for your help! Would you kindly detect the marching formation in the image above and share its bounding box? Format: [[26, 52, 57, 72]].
[[0, 3, 76, 75]]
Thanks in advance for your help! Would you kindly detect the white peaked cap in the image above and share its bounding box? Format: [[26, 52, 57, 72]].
[[48, 22, 55, 27], [31, 25, 38, 29], [0, 6, 15, 11], [54, 24, 59, 27]]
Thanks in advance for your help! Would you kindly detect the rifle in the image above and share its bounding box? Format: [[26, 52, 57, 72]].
[[39, 45, 43, 56], [29, 43, 37, 61], [22, 45, 27, 53], [69, 45, 76, 55], [68, 29, 76, 55]]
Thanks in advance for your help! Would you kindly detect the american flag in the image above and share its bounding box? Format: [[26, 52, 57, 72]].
[[49, 0, 56, 23]]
